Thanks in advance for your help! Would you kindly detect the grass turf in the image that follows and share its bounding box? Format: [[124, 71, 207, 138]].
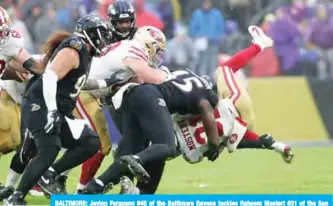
[[0, 147, 332, 205]]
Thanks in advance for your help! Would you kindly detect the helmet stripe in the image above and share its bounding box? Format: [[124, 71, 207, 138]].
[[0, 7, 6, 25]]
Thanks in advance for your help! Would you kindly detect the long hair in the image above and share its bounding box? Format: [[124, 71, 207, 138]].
[[41, 31, 71, 67]]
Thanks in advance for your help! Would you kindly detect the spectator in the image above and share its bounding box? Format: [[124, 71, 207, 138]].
[[307, 5, 333, 79], [190, 0, 225, 77], [268, 7, 302, 75], [164, 26, 194, 69], [34, 4, 60, 52], [134, 0, 165, 31], [24, 3, 42, 43], [7, 7, 35, 53], [157, 0, 175, 39]]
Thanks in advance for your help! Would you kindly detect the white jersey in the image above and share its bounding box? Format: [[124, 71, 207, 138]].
[[0, 54, 42, 104], [173, 99, 247, 164], [89, 40, 149, 80], [0, 30, 24, 78]]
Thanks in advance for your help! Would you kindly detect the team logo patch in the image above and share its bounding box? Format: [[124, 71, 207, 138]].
[[31, 103, 40, 112], [70, 40, 82, 51], [149, 29, 163, 42], [157, 98, 166, 107], [229, 134, 238, 144]]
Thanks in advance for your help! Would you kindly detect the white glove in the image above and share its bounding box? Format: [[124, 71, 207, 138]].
[[44, 110, 61, 135], [248, 25, 274, 50]]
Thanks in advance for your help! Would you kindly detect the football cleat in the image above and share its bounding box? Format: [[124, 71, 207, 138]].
[[37, 169, 65, 197], [119, 176, 135, 194], [120, 155, 150, 183], [28, 185, 44, 197], [81, 179, 112, 194], [0, 186, 14, 201], [248, 25, 274, 50], [4, 191, 26, 206], [56, 175, 68, 194]]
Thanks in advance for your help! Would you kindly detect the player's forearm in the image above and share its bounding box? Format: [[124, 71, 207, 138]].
[[83, 79, 106, 90], [89, 88, 112, 98], [222, 44, 261, 72], [124, 58, 166, 84]]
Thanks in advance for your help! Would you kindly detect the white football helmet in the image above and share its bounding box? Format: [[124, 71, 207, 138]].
[[0, 7, 11, 50], [133, 26, 166, 68]]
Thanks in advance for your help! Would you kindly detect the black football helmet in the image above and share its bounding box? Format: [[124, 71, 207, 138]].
[[75, 14, 112, 56], [108, 0, 136, 39]]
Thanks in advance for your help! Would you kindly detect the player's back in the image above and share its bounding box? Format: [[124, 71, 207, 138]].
[[89, 39, 148, 80], [0, 30, 23, 77], [24, 36, 92, 114], [156, 69, 218, 115]]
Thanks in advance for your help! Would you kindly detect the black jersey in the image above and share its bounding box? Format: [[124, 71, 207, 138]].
[[24, 36, 92, 114], [156, 69, 219, 115]]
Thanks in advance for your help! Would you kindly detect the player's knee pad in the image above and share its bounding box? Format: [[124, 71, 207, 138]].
[[10, 151, 26, 174]]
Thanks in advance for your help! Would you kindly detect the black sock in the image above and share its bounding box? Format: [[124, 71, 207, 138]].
[[10, 152, 26, 174], [237, 138, 264, 149], [98, 160, 130, 185], [136, 144, 177, 164], [52, 137, 99, 174], [16, 146, 59, 197]]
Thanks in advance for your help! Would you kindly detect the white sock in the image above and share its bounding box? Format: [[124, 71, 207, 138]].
[[61, 169, 71, 176], [76, 183, 86, 191], [272, 142, 287, 153], [5, 169, 21, 187]]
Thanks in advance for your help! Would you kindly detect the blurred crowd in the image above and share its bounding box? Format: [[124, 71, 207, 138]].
[[2, 0, 333, 79]]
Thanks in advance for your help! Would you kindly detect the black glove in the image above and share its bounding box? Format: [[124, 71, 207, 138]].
[[44, 110, 61, 135], [203, 143, 220, 162], [104, 69, 135, 87]]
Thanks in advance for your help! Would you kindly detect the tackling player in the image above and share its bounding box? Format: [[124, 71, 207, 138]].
[[82, 69, 221, 194], [4, 14, 112, 206], [53, 0, 140, 193]]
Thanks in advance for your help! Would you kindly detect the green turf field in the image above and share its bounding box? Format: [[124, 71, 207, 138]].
[[1, 147, 332, 205]]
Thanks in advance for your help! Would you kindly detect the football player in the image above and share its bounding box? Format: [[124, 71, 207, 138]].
[[215, 25, 293, 160], [82, 68, 221, 194], [59, 0, 139, 193], [37, 25, 170, 195], [4, 14, 112, 206], [0, 6, 44, 79]]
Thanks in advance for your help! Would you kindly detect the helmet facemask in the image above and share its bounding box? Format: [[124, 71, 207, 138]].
[[148, 43, 165, 68], [0, 24, 10, 50]]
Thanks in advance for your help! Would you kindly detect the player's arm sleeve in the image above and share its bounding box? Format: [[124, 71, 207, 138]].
[[43, 69, 58, 111], [222, 44, 261, 72]]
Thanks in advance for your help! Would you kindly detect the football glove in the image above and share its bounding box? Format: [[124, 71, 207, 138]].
[[44, 110, 61, 135], [203, 143, 220, 162]]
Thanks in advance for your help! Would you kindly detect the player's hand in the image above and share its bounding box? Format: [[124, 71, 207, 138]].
[[16, 71, 29, 81], [105, 69, 134, 87], [204, 143, 220, 162], [44, 110, 61, 135]]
